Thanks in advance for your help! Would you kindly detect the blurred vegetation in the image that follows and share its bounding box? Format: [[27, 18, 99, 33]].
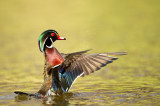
[[0, 0, 160, 105]]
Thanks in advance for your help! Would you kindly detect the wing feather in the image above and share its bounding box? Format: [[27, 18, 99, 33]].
[[58, 51, 126, 92]]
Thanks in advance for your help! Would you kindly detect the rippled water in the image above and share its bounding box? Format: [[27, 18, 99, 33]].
[[0, 81, 160, 105], [0, 0, 160, 105]]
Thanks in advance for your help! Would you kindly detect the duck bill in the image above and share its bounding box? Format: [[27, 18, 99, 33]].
[[57, 35, 66, 40]]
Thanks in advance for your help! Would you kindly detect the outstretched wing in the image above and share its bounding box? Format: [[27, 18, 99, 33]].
[[58, 51, 126, 92]]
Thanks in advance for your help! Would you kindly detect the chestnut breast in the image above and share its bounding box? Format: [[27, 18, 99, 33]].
[[45, 48, 64, 66]]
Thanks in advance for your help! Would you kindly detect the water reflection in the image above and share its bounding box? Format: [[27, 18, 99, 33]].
[[43, 93, 73, 105], [8, 84, 160, 105], [15, 95, 31, 102], [15, 93, 73, 105]]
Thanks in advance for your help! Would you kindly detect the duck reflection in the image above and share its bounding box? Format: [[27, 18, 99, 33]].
[[15, 92, 73, 105]]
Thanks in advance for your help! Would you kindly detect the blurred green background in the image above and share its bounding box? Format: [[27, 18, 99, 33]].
[[0, 0, 160, 105]]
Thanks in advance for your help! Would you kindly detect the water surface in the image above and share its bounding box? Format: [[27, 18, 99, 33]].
[[0, 0, 160, 105]]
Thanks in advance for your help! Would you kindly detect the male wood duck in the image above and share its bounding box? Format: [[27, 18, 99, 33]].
[[15, 30, 126, 98]]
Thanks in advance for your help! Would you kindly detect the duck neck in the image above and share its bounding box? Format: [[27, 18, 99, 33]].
[[45, 47, 64, 67]]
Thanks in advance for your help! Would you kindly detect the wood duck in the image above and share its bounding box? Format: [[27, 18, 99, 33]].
[[15, 30, 126, 98]]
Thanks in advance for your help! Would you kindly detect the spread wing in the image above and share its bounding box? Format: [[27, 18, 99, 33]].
[[58, 50, 126, 92]]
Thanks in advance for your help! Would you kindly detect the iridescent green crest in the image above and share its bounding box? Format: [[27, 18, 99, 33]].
[[38, 30, 54, 53]]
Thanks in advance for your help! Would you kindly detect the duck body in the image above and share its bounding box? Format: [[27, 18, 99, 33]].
[[14, 29, 126, 98], [37, 47, 65, 96], [38, 48, 126, 96]]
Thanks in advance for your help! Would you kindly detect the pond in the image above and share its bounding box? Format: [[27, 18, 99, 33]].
[[0, 0, 160, 105]]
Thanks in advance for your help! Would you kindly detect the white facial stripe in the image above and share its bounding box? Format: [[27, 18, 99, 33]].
[[44, 37, 53, 49], [42, 36, 49, 52], [46, 45, 53, 48], [50, 37, 53, 43]]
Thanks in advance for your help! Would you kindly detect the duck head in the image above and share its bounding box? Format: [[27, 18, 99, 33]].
[[38, 30, 66, 53]]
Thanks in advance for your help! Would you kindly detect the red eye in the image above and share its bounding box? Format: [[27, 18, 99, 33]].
[[51, 33, 55, 36]]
